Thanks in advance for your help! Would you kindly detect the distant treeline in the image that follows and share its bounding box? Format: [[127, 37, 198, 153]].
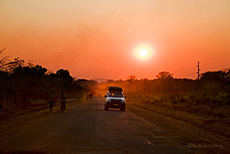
[[0, 51, 96, 109], [98, 71, 230, 105], [1, 49, 229, 108]]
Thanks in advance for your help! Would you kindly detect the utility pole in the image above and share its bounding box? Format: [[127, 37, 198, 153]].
[[144, 78, 147, 97], [197, 61, 200, 79]]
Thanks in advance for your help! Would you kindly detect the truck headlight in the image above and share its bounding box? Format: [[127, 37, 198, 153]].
[[107, 99, 111, 102]]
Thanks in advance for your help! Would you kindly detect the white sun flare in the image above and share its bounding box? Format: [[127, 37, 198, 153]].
[[139, 49, 148, 57], [134, 44, 153, 61]]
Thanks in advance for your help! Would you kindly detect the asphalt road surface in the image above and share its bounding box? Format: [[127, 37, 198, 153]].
[[0, 98, 189, 154]]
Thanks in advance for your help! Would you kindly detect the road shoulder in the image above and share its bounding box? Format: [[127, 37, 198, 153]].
[[127, 103, 230, 154]]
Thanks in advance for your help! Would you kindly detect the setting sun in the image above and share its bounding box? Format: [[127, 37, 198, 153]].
[[134, 44, 153, 61], [139, 49, 148, 57]]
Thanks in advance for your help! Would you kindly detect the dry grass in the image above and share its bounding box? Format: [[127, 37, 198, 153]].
[[126, 93, 230, 153]]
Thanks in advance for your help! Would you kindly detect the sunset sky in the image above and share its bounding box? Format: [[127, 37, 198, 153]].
[[1, 0, 229, 80]]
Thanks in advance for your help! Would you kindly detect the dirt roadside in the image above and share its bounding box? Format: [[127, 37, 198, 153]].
[[127, 102, 230, 154]]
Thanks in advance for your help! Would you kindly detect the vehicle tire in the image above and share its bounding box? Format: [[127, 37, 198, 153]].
[[104, 104, 109, 110]]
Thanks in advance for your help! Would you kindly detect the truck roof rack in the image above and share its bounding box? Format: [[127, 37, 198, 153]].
[[109, 86, 123, 92]]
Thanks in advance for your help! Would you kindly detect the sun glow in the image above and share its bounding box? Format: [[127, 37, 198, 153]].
[[134, 44, 153, 61], [139, 49, 148, 57]]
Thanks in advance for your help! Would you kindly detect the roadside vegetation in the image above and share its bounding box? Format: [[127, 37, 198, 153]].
[[0, 49, 96, 119], [98, 70, 230, 144], [99, 70, 230, 114]]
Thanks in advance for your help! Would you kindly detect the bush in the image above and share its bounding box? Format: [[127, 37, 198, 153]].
[[179, 95, 187, 103], [160, 95, 169, 102], [195, 94, 210, 104], [170, 95, 178, 104], [189, 93, 196, 103], [210, 92, 230, 105]]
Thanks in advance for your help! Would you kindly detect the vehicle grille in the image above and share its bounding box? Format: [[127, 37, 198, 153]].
[[111, 100, 121, 103]]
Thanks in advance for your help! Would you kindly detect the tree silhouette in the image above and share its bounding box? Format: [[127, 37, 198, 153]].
[[156, 71, 173, 80], [201, 71, 227, 81], [127, 75, 137, 81], [12, 65, 47, 78], [56, 69, 73, 81], [0, 49, 24, 72], [56, 69, 73, 89]]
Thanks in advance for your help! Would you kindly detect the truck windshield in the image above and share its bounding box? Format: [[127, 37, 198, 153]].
[[108, 92, 123, 97]]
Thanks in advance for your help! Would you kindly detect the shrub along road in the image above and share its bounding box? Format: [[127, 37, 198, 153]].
[[0, 98, 228, 154]]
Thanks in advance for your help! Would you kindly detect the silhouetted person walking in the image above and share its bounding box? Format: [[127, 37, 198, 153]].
[[48, 98, 55, 113], [46, 94, 56, 113], [89, 93, 92, 100]]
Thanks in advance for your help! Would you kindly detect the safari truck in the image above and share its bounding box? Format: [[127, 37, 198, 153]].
[[104, 86, 126, 111]]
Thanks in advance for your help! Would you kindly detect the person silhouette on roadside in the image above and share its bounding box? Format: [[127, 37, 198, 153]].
[[48, 98, 55, 113], [89, 93, 92, 100], [46, 93, 56, 113]]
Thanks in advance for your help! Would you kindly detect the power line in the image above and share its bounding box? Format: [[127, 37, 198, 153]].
[[179, 72, 196, 77], [177, 56, 230, 78], [177, 66, 195, 76], [201, 55, 230, 64], [201, 64, 230, 72], [202, 59, 230, 67]]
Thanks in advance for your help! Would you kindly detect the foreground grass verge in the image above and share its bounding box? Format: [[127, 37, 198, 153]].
[[127, 100, 230, 154]]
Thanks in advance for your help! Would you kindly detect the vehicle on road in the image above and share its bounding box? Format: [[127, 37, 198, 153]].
[[104, 86, 126, 111]]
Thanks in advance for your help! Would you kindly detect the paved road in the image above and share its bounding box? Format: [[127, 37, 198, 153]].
[[0, 98, 189, 154]]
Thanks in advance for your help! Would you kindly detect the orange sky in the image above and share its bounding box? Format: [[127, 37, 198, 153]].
[[0, 0, 230, 80]]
